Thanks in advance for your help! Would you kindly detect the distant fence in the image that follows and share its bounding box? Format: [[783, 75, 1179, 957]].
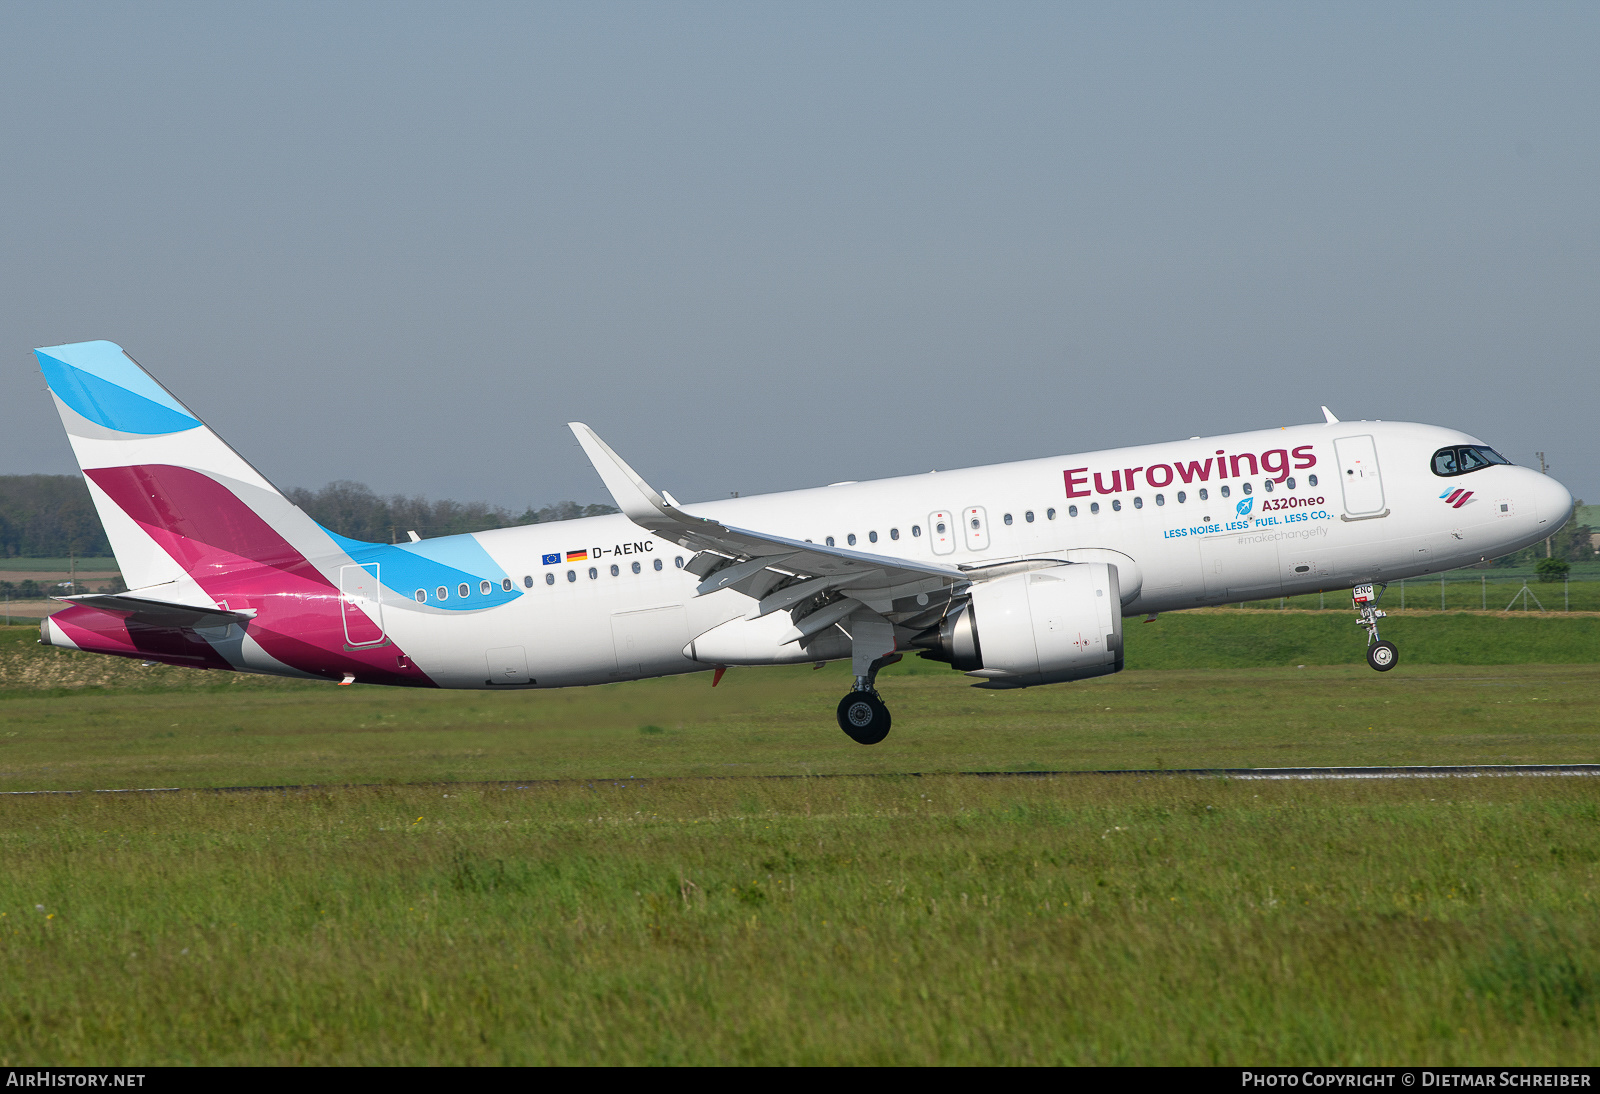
[[1237, 567, 1600, 612]]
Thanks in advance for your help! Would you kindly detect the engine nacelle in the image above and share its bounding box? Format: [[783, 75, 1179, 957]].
[[915, 563, 1123, 688]]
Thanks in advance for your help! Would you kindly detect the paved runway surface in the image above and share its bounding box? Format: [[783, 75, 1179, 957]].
[[5, 764, 1598, 796]]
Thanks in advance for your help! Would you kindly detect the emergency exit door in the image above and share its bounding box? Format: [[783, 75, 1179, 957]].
[[1334, 435, 1387, 516]]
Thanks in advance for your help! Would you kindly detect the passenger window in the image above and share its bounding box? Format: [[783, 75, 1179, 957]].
[[675, 556, 684, 568], [610, 564, 619, 576], [912, 525, 922, 536], [1220, 486, 1230, 498], [632, 561, 641, 574], [1090, 502, 1099, 514], [1155, 494, 1164, 506], [522, 575, 533, 588], [546, 573, 555, 585], [480, 580, 492, 594], [459, 583, 470, 598], [1112, 499, 1122, 511], [414, 589, 426, 603], [1285, 478, 1295, 490], [1240, 483, 1251, 496], [437, 586, 448, 600], [847, 534, 857, 546], [1307, 475, 1318, 487], [653, 558, 663, 571], [1262, 480, 1273, 493], [588, 567, 598, 580], [1198, 488, 1208, 501], [1047, 508, 1056, 519], [826, 536, 835, 547], [890, 528, 900, 540], [1133, 497, 1143, 509], [1025, 511, 1034, 522], [868, 531, 878, 543], [1003, 513, 1013, 525], [1067, 505, 1076, 517], [1177, 491, 1186, 503], [567, 570, 576, 582]]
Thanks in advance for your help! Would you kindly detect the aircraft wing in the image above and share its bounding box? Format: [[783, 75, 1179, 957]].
[[569, 423, 968, 612]]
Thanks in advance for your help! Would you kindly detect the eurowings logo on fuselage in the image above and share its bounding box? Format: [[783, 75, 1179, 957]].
[[1236, 498, 1253, 517], [1440, 488, 1475, 509]]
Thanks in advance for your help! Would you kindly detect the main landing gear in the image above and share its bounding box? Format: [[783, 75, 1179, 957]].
[[836, 653, 899, 745], [1353, 583, 1399, 672]]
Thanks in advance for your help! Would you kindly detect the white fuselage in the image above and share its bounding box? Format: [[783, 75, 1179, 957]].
[[325, 419, 1568, 689]]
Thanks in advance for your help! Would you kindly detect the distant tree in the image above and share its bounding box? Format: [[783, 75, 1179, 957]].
[[287, 481, 617, 542], [1535, 556, 1570, 583], [0, 474, 616, 557], [0, 476, 112, 557], [1549, 499, 1594, 563]]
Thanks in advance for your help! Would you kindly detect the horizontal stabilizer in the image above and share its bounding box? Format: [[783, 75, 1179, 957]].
[[53, 592, 257, 629]]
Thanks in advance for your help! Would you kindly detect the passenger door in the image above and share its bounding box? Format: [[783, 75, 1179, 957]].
[[1334, 435, 1387, 516], [339, 564, 385, 646], [928, 511, 955, 555]]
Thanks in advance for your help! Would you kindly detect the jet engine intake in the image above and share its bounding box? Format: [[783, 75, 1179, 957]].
[[913, 563, 1123, 688]]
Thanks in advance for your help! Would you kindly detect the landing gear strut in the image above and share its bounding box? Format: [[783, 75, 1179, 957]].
[[1353, 583, 1398, 672], [837, 653, 898, 745]]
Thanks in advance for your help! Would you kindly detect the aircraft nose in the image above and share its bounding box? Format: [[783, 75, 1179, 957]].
[[1533, 472, 1574, 531]]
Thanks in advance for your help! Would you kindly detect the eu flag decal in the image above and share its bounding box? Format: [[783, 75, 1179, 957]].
[[542, 553, 560, 566]]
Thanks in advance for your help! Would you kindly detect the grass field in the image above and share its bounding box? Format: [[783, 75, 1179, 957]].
[[1, 619, 1597, 1064]]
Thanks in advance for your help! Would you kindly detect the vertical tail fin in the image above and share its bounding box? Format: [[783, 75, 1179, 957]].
[[35, 340, 325, 592]]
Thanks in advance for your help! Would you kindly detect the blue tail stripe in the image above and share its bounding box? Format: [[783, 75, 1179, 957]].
[[36, 342, 200, 436]]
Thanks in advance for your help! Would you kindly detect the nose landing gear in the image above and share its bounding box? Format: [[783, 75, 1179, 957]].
[[1353, 583, 1399, 672]]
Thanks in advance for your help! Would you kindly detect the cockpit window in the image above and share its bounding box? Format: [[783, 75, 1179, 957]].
[[1432, 445, 1511, 477]]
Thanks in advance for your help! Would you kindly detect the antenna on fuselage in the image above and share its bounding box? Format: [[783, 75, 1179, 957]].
[[1321, 406, 1340, 424]]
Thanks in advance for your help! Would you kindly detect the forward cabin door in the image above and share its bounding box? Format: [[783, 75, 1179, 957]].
[[339, 564, 385, 646], [1334, 435, 1387, 516]]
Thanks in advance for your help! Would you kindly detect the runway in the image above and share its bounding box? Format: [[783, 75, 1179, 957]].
[[4, 763, 1598, 796]]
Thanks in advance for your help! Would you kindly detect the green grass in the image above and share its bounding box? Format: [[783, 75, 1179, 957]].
[[2, 777, 1597, 1064], [2, 619, 1598, 1064], [2, 621, 1599, 791], [1130, 611, 1600, 669], [0, 558, 118, 572]]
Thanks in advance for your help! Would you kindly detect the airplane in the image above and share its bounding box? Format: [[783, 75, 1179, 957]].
[[32, 340, 1574, 744]]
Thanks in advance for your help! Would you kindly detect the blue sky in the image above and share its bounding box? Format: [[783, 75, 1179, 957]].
[[3, 1, 1596, 507]]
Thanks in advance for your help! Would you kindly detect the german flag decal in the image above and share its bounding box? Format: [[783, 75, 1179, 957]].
[[566, 549, 588, 562]]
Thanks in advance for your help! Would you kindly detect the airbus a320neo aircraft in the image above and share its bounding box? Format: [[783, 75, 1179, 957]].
[[33, 340, 1573, 743]]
